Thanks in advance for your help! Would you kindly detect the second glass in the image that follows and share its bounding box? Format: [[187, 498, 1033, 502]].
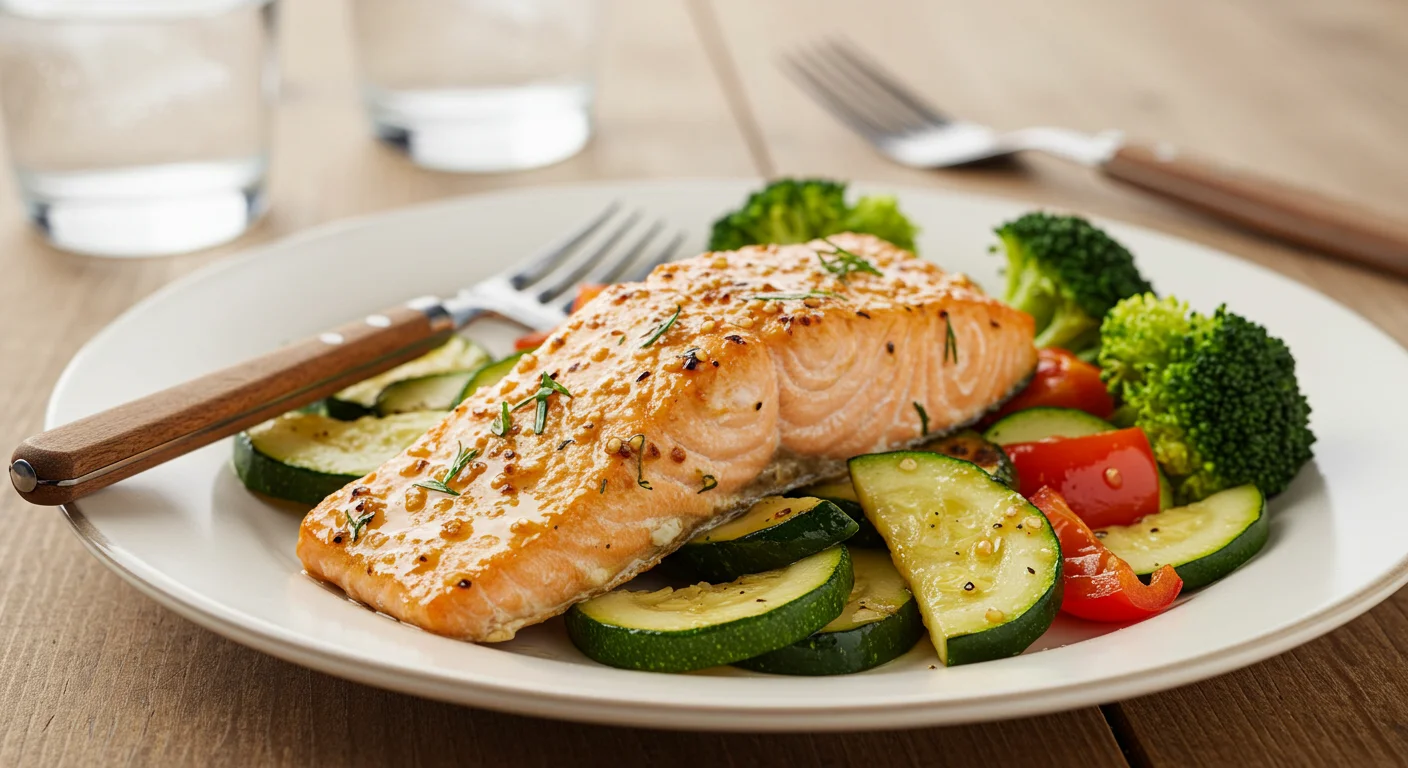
[[350, 0, 599, 174]]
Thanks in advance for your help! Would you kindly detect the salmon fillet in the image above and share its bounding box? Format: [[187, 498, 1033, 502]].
[[297, 233, 1037, 641]]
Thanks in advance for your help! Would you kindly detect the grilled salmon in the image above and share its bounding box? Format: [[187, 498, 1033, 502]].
[[297, 233, 1037, 641]]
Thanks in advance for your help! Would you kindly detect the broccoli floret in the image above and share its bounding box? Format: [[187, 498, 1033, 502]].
[[1099, 294, 1314, 504], [708, 178, 918, 252], [995, 212, 1154, 357]]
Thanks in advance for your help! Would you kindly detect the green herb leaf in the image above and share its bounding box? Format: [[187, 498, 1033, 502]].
[[511, 373, 574, 435], [698, 474, 718, 494], [943, 314, 959, 365], [641, 305, 681, 348], [491, 401, 512, 436], [345, 508, 375, 543], [817, 239, 882, 282], [746, 291, 846, 302], [628, 434, 652, 490], [913, 402, 930, 435], [414, 442, 479, 497], [599, 478, 608, 494]]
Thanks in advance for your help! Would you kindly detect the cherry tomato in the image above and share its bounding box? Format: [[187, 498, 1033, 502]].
[[513, 283, 607, 350], [1031, 487, 1182, 623], [1005, 428, 1160, 528], [990, 348, 1114, 422]]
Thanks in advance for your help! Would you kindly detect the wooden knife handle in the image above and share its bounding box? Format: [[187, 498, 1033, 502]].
[[1102, 143, 1408, 279], [11, 303, 454, 506]]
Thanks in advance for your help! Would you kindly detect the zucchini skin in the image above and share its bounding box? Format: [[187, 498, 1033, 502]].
[[320, 397, 372, 421], [672, 500, 859, 582], [1132, 495, 1269, 591], [946, 570, 1061, 666], [923, 430, 1018, 489], [815, 496, 886, 549], [231, 432, 356, 506], [566, 548, 854, 673], [735, 594, 924, 676]]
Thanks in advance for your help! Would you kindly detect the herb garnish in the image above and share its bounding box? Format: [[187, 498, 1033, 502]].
[[698, 474, 718, 494], [600, 478, 608, 494], [914, 402, 930, 435], [414, 442, 479, 496], [641, 305, 681, 348], [345, 508, 375, 542], [943, 315, 959, 365], [491, 401, 512, 436], [628, 434, 652, 490], [746, 291, 846, 302], [512, 372, 573, 435], [817, 239, 882, 282]]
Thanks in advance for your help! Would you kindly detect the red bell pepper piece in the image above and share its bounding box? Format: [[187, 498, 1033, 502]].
[[1031, 487, 1182, 623], [990, 348, 1115, 422], [1005, 427, 1161, 529]]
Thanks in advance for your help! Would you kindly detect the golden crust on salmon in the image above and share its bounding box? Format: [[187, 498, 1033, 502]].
[[296, 233, 1037, 641]]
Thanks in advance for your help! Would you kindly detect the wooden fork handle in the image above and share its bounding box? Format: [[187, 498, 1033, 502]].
[[1102, 143, 1408, 278], [10, 303, 455, 506]]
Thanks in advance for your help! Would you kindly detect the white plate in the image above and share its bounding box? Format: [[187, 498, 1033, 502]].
[[52, 179, 1408, 731]]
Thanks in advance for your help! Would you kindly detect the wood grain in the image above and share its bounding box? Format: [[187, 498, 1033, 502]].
[[0, 0, 1119, 766], [705, 0, 1408, 764]]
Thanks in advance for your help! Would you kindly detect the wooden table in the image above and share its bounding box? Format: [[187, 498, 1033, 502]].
[[4, 0, 1407, 765]]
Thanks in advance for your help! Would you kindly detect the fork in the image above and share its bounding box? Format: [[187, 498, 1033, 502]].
[[785, 39, 1408, 279], [10, 205, 685, 506]]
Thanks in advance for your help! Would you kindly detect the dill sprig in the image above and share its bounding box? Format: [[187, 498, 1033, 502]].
[[414, 442, 479, 496], [641, 305, 681, 348], [943, 315, 959, 365], [512, 373, 573, 435], [913, 402, 930, 435], [345, 508, 375, 543], [817, 239, 882, 282]]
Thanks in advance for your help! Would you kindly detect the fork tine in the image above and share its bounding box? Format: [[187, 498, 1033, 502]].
[[791, 46, 926, 135], [533, 210, 643, 303], [509, 201, 621, 289], [822, 38, 949, 127], [625, 231, 685, 282], [781, 52, 891, 140], [588, 220, 665, 287]]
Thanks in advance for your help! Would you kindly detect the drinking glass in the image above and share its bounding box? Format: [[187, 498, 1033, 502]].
[[350, 0, 600, 174], [0, 0, 277, 258]]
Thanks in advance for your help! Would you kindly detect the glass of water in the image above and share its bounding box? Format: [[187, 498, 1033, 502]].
[[350, 0, 600, 174], [0, 0, 276, 258]]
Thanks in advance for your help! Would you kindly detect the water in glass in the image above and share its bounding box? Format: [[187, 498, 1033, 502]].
[[351, 0, 599, 174], [0, 0, 276, 257]]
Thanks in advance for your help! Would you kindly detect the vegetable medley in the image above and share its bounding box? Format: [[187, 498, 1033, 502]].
[[234, 178, 1313, 675]]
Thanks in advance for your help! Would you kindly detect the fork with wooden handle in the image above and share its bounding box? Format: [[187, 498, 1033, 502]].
[[784, 38, 1408, 279], [9, 206, 685, 506]]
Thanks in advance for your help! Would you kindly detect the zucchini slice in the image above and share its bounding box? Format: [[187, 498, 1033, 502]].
[[324, 336, 490, 419], [793, 431, 1017, 547], [1096, 484, 1267, 590], [983, 406, 1174, 510], [736, 549, 924, 675], [920, 430, 1017, 489], [981, 406, 1113, 444], [849, 451, 1062, 666], [566, 546, 853, 673], [373, 351, 525, 416], [373, 370, 474, 416], [672, 496, 858, 582], [232, 411, 442, 505], [790, 480, 886, 549]]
